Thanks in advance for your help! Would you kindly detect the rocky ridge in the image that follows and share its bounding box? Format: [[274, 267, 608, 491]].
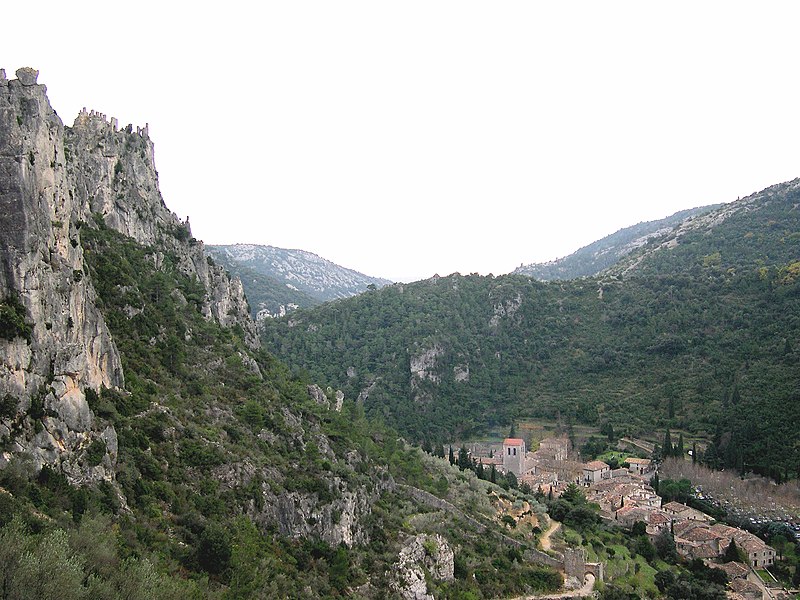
[[208, 243, 391, 318], [0, 67, 256, 481], [514, 205, 718, 281]]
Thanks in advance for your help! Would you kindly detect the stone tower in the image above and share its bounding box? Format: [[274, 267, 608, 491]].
[[502, 438, 526, 475]]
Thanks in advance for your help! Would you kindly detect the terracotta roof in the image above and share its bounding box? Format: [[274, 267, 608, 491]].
[[713, 561, 749, 579], [709, 524, 739, 538], [684, 527, 717, 542], [673, 520, 703, 537], [729, 578, 761, 595], [663, 501, 691, 513], [625, 458, 651, 464], [648, 511, 671, 525], [504, 438, 524, 446], [584, 460, 609, 471]]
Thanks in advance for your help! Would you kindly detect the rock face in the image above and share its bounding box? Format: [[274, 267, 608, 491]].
[[207, 243, 392, 319], [0, 68, 123, 480], [0, 68, 258, 480], [389, 534, 455, 600], [65, 108, 258, 348]]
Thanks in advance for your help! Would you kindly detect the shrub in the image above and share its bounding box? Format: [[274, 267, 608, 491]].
[[0, 296, 32, 342]]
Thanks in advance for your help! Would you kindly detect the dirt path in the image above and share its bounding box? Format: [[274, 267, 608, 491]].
[[509, 574, 596, 600], [539, 518, 561, 552]]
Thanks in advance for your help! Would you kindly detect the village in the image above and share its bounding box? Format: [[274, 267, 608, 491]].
[[466, 434, 797, 600]]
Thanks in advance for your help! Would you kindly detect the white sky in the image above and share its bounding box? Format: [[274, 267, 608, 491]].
[[4, 2, 800, 282]]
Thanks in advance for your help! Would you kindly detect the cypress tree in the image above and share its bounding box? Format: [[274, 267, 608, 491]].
[[676, 433, 685, 458], [457, 446, 470, 471], [692, 442, 697, 464], [448, 446, 455, 465], [663, 429, 672, 457], [490, 464, 497, 484]]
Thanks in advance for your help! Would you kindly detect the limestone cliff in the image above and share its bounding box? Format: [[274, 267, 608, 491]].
[[65, 106, 258, 348], [0, 67, 257, 480]]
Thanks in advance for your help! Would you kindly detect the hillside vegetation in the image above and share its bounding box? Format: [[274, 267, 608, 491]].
[[262, 180, 800, 482], [515, 205, 718, 280], [1, 218, 562, 598]]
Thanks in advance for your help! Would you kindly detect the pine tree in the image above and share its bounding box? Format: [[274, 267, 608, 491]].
[[421, 439, 432, 454], [663, 429, 672, 458]]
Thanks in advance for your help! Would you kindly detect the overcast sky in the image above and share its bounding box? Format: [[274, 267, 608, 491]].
[[4, 2, 800, 281]]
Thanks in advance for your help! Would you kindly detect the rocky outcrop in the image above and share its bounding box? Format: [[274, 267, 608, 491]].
[[65, 107, 259, 348], [409, 344, 443, 384], [0, 68, 123, 480], [307, 384, 344, 412], [389, 534, 454, 600], [0, 67, 259, 480]]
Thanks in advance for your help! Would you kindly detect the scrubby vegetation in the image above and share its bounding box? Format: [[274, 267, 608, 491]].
[[262, 185, 800, 482], [0, 218, 565, 598]]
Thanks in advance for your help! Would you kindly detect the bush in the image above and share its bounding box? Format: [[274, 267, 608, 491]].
[[0, 296, 32, 342]]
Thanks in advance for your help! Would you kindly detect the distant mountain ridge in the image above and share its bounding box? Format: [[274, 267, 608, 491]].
[[208, 243, 392, 319], [514, 205, 720, 280], [606, 178, 800, 278]]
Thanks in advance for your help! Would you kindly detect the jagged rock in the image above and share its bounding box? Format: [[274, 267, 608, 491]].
[[389, 534, 455, 600], [0, 67, 261, 483], [409, 344, 443, 384], [334, 390, 344, 412], [453, 363, 470, 382], [308, 384, 329, 409], [15, 67, 38, 86], [249, 470, 395, 548]]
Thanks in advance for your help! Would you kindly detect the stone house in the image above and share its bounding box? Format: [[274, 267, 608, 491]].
[[582, 460, 610, 484], [625, 457, 652, 476]]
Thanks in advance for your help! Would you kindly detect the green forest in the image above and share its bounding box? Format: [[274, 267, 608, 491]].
[[262, 181, 800, 482]]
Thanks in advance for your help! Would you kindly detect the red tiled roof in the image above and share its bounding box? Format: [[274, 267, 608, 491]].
[[504, 438, 524, 446], [584, 460, 609, 471], [684, 527, 717, 542], [712, 561, 749, 579]]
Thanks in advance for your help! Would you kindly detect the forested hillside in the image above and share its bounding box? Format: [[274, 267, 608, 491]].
[[514, 205, 717, 280], [0, 69, 565, 599], [262, 180, 800, 482]]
